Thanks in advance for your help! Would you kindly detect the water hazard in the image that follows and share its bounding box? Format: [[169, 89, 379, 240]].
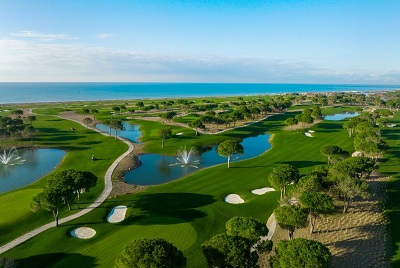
[[0, 148, 66, 194], [110, 122, 271, 185], [324, 112, 359, 121]]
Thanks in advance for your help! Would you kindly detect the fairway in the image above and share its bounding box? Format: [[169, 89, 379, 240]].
[[1, 112, 361, 267]]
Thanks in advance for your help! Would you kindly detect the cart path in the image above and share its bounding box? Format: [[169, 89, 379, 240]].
[[0, 116, 134, 254]]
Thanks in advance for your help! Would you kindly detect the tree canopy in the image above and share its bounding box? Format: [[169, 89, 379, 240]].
[[299, 191, 334, 233], [217, 139, 244, 168], [225, 216, 269, 244], [272, 238, 332, 268], [158, 128, 172, 148], [274, 205, 308, 240], [202, 233, 258, 268], [268, 164, 300, 199], [115, 238, 186, 268]]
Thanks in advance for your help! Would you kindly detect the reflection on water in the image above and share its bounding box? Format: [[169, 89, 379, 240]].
[[95, 122, 142, 143], [324, 112, 359, 121], [125, 133, 271, 185], [0, 149, 66, 194]]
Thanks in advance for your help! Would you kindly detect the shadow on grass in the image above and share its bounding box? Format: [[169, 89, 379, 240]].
[[276, 160, 326, 168], [130, 192, 215, 223], [16, 253, 97, 268]]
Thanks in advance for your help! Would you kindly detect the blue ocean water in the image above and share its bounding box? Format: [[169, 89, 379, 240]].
[[0, 83, 398, 104]]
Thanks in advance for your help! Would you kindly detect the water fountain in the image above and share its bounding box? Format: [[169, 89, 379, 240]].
[[170, 146, 200, 168], [0, 147, 26, 165]]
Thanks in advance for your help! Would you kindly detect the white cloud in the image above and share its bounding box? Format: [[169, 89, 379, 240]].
[[10, 31, 79, 41], [0, 38, 398, 84], [96, 33, 114, 39]]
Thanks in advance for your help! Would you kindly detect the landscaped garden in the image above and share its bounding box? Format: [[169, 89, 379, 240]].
[[0, 91, 399, 267]]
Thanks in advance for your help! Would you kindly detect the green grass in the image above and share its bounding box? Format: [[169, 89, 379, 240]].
[[173, 113, 201, 124], [2, 112, 358, 267], [0, 115, 127, 245], [378, 112, 400, 266]]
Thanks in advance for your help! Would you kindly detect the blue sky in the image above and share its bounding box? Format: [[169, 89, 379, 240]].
[[0, 0, 399, 83]]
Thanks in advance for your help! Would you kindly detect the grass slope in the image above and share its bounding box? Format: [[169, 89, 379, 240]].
[[0, 115, 127, 245], [2, 113, 356, 267]]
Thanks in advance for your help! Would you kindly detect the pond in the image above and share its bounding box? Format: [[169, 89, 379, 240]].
[[95, 122, 142, 144], [0, 148, 66, 194], [125, 133, 271, 185], [324, 112, 359, 121]]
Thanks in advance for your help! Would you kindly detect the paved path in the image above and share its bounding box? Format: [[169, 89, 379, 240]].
[[0, 117, 134, 254]]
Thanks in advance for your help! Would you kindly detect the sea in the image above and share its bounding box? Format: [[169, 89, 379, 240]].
[[0, 83, 399, 104]]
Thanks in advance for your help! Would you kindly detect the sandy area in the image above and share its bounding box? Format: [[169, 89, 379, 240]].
[[307, 129, 315, 133], [224, 194, 244, 204], [304, 132, 313, 137], [268, 175, 390, 268], [251, 187, 275, 195], [71, 227, 96, 239], [107, 205, 128, 223], [352, 151, 363, 157]]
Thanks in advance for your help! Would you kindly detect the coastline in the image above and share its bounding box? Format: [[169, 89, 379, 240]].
[[0, 83, 398, 105]]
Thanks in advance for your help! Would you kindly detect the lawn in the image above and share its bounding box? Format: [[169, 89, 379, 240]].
[[0, 114, 127, 245], [2, 111, 358, 267]]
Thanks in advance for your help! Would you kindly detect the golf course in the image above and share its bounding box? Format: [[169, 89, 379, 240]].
[[0, 92, 399, 267]]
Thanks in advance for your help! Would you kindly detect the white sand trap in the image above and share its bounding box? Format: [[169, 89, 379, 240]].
[[71, 227, 96, 239], [251, 187, 275, 195], [107, 205, 128, 223], [388, 124, 397, 128], [307, 130, 315, 133], [224, 194, 244, 204], [176, 132, 183, 136], [352, 151, 363, 157], [305, 132, 313, 137]]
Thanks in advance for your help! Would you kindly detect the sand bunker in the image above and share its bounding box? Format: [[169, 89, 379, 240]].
[[224, 194, 244, 204], [352, 151, 363, 157], [107, 205, 128, 223], [176, 132, 183, 136], [251, 187, 275, 195], [71, 227, 96, 239], [388, 124, 397, 128], [307, 130, 315, 133], [305, 132, 313, 137]]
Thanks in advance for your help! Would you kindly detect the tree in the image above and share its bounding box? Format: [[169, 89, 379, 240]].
[[46, 171, 76, 211], [311, 106, 323, 119], [109, 119, 124, 140], [188, 119, 205, 135], [202, 234, 258, 268], [10, 109, 23, 117], [225, 216, 269, 245], [158, 128, 172, 148], [217, 139, 244, 168], [299, 191, 334, 233], [91, 109, 99, 120], [31, 188, 64, 227], [23, 125, 37, 142], [26, 115, 37, 125], [136, 101, 145, 108], [268, 164, 300, 199], [337, 176, 370, 213], [274, 205, 308, 240], [272, 238, 331, 268], [160, 111, 177, 122], [284, 117, 298, 130], [83, 117, 93, 128], [320, 145, 347, 164], [115, 238, 186, 268], [112, 106, 121, 115], [70, 170, 97, 209]]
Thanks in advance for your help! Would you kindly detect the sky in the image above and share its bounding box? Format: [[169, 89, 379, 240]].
[[0, 0, 399, 84]]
